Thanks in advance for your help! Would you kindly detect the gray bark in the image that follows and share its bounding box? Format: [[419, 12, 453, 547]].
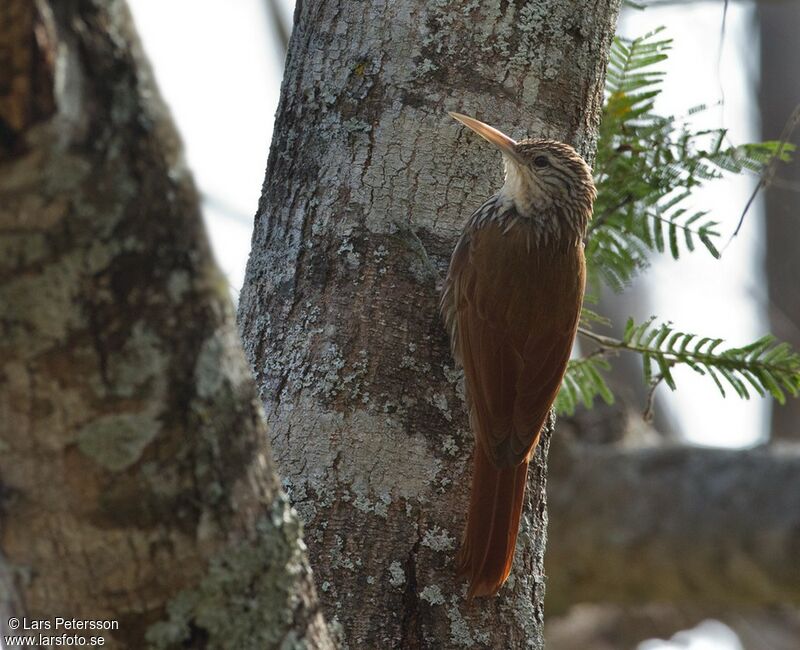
[[238, 0, 620, 647], [546, 434, 800, 614], [758, 0, 800, 441], [0, 1, 331, 648]]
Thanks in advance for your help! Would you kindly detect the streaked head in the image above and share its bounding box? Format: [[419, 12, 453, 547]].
[[449, 112, 596, 224]]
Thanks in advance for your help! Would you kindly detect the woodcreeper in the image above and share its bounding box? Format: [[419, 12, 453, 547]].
[[441, 113, 596, 598]]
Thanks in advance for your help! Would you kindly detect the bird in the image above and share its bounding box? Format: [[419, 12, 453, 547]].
[[441, 112, 596, 599]]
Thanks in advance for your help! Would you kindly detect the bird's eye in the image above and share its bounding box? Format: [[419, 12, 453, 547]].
[[533, 155, 549, 168]]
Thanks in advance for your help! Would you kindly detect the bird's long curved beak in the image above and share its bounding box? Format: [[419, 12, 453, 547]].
[[449, 112, 524, 165]]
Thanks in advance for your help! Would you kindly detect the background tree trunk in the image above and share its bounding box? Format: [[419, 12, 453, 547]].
[[0, 2, 331, 648], [758, 0, 800, 441], [238, 0, 620, 646]]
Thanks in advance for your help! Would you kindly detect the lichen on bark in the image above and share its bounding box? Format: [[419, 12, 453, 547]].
[[145, 495, 318, 650], [0, 1, 332, 647]]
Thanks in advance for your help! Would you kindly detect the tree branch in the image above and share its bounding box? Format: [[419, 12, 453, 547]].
[[546, 437, 800, 613]]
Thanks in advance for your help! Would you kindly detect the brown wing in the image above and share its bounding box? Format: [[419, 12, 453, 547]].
[[447, 220, 585, 468]]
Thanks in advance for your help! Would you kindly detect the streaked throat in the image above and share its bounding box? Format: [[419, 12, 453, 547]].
[[498, 159, 541, 217]]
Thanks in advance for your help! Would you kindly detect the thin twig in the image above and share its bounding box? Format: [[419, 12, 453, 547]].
[[577, 327, 627, 350], [722, 104, 800, 252], [643, 375, 665, 422], [716, 0, 729, 129], [574, 346, 611, 362], [265, 0, 291, 56], [578, 325, 797, 374], [202, 192, 253, 226]]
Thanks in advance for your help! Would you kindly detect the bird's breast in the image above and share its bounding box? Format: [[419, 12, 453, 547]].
[[473, 212, 583, 274]]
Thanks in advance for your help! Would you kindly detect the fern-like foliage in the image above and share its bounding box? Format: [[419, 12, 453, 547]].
[[588, 28, 792, 293], [556, 356, 614, 416], [558, 27, 799, 418], [560, 321, 800, 417], [619, 319, 800, 402]]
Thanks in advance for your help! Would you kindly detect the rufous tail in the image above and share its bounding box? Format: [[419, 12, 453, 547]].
[[455, 444, 529, 599]]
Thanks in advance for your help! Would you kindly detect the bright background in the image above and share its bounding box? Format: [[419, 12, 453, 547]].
[[127, 2, 773, 648]]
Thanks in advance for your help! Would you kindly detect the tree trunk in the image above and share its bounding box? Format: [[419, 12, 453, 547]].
[[758, 0, 800, 441], [238, 0, 620, 646], [0, 2, 331, 648]]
